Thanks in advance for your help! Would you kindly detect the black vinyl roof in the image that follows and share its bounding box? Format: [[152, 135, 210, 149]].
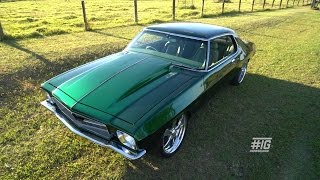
[[146, 23, 235, 39]]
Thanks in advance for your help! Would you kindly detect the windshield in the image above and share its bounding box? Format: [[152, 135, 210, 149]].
[[127, 30, 208, 69]]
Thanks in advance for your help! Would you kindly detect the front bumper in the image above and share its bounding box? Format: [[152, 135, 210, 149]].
[[41, 99, 146, 160]]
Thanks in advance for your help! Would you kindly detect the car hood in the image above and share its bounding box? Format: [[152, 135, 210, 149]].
[[46, 51, 195, 125]]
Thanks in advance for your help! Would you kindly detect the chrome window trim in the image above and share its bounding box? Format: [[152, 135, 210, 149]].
[[125, 28, 210, 72], [206, 34, 240, 72], [206, 41, 210, 71], [208, 50, 240, 72], [144, 28, 210, 41], [125, 28, 238, 73]]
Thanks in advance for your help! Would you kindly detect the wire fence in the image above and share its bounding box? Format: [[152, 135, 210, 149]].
[[0, 0, 314, 40]]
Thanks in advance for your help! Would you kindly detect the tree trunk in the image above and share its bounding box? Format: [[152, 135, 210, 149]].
[[239, 0, 242, 12], [272, 0, 276, 7]]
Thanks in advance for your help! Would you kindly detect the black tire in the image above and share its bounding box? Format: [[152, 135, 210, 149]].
[[156, 113, 188, 158], [232, 61, 248, 86]]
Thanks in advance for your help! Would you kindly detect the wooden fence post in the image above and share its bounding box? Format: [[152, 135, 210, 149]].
[[0, 21, 4, 41], [263, 0, 266, 9], [272, 0, 276, 7], [251, 0, 255, 12], [239, 0, 242, 12], [173, 0, 176, 21], [201, 0, 205, 17], [286, 0, 290, 7], [134, 0, 138, 23], [222, 0, 226, 14], [311, 0, 316, 7], [81, 0, 89, 31], [280, 0, 283, 8]]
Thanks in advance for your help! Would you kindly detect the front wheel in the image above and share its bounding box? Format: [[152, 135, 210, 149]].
[[159, 114, 188, 157], [232, 62, 248, 86]]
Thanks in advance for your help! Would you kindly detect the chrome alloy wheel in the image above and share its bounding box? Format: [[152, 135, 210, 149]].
[[238, 63, 248, 83], [162, 114, 187, 154]]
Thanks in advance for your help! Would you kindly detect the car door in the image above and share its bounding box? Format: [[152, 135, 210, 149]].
[[203, 35, 241, 90]]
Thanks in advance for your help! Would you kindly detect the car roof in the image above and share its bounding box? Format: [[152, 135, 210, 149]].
[[146, 22, 235, 40]]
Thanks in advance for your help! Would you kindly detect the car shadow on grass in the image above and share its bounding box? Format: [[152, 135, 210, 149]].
[[3, 40, 53, 66], [1, 49, 319, 178], [122, 73, 320, 179]]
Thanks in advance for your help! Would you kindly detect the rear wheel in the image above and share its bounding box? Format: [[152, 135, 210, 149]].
[[232, 62, 248, 85], [158, 114, 188, 157]]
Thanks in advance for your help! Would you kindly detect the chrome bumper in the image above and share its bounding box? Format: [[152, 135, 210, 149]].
[[41, 100, 146, 160]]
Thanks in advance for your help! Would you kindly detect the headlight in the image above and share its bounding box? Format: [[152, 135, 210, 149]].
[[116, 130, 137, 152]]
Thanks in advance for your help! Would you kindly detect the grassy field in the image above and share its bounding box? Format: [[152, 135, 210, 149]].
[[0, 0, 300, 39], [0, 5, 320, 179]]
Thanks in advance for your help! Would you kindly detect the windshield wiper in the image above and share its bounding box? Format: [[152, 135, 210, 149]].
[[172, 63, 196, 70]]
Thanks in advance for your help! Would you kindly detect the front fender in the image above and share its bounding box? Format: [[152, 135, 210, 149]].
[[134, 78, 204, 141]]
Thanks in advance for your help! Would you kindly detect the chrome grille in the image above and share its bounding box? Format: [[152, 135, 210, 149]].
[[52, 98, 111, 139], [53, 98, 76, 121]]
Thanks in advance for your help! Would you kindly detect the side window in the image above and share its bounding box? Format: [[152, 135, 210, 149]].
[[208, 35, 237, 67]]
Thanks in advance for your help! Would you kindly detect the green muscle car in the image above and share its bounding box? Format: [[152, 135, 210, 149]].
[[41, 23, 256, 160]]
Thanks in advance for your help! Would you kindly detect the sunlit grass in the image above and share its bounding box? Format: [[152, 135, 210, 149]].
[[0, 0, 299, 39], [0, 6, 319, 179]]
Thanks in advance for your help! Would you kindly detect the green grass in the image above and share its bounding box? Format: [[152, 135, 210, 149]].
[[0, 0, 299, 39], [0, 6, 319, 179]]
